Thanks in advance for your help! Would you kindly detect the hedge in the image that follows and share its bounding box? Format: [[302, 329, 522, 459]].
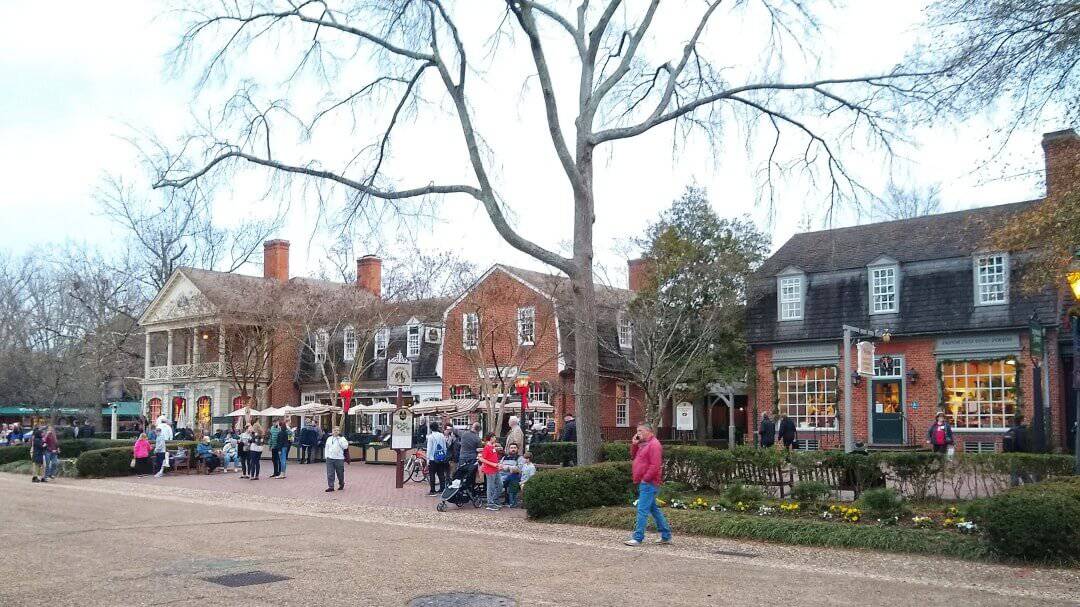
[[75, 441, 198, 478], [0, 439, 132, 466], [522, 462, 632, 518], [981, 480, 1080, 562]]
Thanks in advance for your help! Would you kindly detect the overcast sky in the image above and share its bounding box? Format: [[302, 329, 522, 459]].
[[0, 1, 1063, 287]]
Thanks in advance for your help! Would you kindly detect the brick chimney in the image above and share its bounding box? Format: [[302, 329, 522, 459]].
[[263, 239, 290, 281], [356, 255, 382, 298], [627, 258, 653, 292], [1041, 128, 1080, 200]]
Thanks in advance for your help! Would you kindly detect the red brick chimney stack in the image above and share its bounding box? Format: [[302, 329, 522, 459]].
[[627, 258, 653, 292], [1041, 128, 1080, 200], [263, 240, 290, 281], [356, 255, 382, 298]]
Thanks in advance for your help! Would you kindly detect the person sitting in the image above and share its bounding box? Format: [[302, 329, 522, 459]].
[[221, 433, 240, 472], [498, 443, 525, 508], [196, 438, 220, 474]]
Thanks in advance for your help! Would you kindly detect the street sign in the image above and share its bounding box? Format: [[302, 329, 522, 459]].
[[391, 407, 414, 450], [856, 341, 875, 376], [675, 401, 694, 431], [910, 401, 919, 411], [387, 352, 413, 388], [1030, 319, 1045, 360]]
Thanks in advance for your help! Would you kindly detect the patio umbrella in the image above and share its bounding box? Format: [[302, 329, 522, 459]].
[[349, 401, 397, 415], [226, 407, 252, 418], [254, 406, 282, 417]]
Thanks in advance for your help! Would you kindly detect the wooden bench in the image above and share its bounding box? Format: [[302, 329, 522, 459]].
[[167, 449, 192, 475]]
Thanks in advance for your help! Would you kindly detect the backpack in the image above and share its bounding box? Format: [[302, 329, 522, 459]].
[[431, 440, 447, 463]]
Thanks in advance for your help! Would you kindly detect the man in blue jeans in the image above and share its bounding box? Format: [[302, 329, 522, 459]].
[[625, 422, 672, 546]]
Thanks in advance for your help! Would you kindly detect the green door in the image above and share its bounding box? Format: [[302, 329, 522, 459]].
[[871, 380, 903, 444]]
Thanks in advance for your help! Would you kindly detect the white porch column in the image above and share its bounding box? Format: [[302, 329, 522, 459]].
[[144, 331, 151, 378], [218, 324, 226, 374], [166, 329, 174, 372], [192, 327, 200, 367]]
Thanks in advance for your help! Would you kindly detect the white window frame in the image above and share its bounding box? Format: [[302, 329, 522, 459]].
[[313, 329, 329, 365], [775, 366, 838, 429], [974, 253, 1009, 306], [517, 306, 536, 345], [343, 325, 357, 362], [615, 381, 631, 427], [462, 313, 479, 350], [407, 323, 421, 358], [527, 381, 550, 405], [373, 327, 389, 359], [617, 312, 633, 349], [940, 359, 1018, 430], [777, 273, 805, 321], [868, 264, 899, 315]]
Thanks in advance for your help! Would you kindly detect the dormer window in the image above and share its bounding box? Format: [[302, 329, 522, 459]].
[[314, 329, 329, 364], [617, 312, 633, 349], [407, 322, 421, 358], [343, 325, 357, 362], [974, 253, 1009, 306], [868, 261, 899, 315], [373, 327, 389, 359], [777, 270, 805, 321]]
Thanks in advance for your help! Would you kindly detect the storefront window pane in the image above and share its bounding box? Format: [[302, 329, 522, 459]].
[[940, 359, 1016, 429], [775, 366, 837, 428]]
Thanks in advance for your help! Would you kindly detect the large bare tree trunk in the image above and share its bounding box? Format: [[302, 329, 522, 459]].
[[572, 146, 601, 465]]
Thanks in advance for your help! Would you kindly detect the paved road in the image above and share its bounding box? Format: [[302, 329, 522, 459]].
[[1, 474, 1077, 607]]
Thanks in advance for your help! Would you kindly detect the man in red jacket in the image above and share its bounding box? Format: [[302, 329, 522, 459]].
[[625, 422, 672, 546]]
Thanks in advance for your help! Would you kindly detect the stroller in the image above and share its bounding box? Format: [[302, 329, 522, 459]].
[[436, 461, 484, 512]]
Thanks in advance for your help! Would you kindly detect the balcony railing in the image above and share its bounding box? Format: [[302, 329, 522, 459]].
[[145, 361, 266, 381]]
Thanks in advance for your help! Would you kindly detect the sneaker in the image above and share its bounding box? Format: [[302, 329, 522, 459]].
[[39, 478, 48, 483], [426, 492, 438, 497], [240, 475, 248, 479], [338, 484, 344, 490], [325, 487, 334, 492], [31, 476, 39, 483], [654, 538, 673, 545], [623, 539, 642, 546], [154, 472, 163, 478], [279, 475, 286, 479], [485, 506, 500, 511]]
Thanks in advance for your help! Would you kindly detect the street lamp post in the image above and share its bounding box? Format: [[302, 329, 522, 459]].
[[842, 325, 890, 453], [1066, 257, 1080, 474]]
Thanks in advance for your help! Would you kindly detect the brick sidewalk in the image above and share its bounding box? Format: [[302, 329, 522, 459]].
[[118, 458, 525, 517]]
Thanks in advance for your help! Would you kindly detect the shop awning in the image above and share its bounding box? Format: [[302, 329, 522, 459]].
[[103, 402, 142, 417], [454, 400, 554, 415], [0, 405, 85, 416], [410, 399, 478, 415]]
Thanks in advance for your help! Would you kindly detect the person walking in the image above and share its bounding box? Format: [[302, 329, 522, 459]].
[[925, 412, 954, 455], [323, 427, 348, 492], [477, 432, 503, 511], [299, 421, 316, 464], [457, 423, 481, 466], [238, 425, 252, 478], [153, 426, 168, 478], [133, 433, 152, 477], [560, 415, 577, 442], [248, 425, 264, 480], [777, 414, 797, 451], [444, 424, 460, 474], [505, 416, 525, 454], [625, 422, 672, 546], [1003, 413, 1032, 485], [426, 422, 449, 496], [759, 412, 776, 448], [30, 427, 46, 483], [276, 420, 291, 479], [43, 426, 59, 480]]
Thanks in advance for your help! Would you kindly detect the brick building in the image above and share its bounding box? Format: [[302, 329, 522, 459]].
[[745, 129, 1079, 453], [438, 264, 647, 438]]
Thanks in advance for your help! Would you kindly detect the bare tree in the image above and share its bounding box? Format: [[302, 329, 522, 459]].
[[871, 181, 943, 221], [154, 1, 939, 464]]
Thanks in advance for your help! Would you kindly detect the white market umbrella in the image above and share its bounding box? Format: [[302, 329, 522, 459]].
[[278, 405, 304, 414], [350, 401, 397, 415], [254, 406, 282, 417], [227, 407, 252, 418]]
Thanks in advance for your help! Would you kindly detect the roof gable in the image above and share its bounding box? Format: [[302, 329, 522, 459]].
[[138, 271, 216, 326]]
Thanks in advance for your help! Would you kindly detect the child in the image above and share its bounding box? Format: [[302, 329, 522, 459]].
[[519, 452, 537, 486], [477, 432, 502, 511]]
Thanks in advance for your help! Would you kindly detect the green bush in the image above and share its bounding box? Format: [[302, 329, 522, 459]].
[[0, 439, 131, 466], [522, 462, 632, 518], [790, 480, 831, 505], [875, 452, 945, 500], [856, 487, 909, 519], [722, 483, 765, 507], [601, 442, 631, 462], [983, 482, 1080, 562], [75, 441, 197, 478], [528, 441, 578, 465]]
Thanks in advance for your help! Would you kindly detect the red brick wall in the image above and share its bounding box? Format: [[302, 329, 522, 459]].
[[263, 240, 290, 281], [268, 341, 299, 407], [750, 333, 1061, 450]]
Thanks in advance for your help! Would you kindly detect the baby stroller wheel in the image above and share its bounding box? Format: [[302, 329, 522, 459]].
[[455, 501, 464, 508], [436, 501, 447, 512], [472, 494, 483, 508]]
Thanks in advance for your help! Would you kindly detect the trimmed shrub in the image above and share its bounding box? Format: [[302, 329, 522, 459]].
[[528, 441, 578, 465], [722, 483, 765, 507], [875, 451, 945, 500], [856, 487, 908, 519], [601, 442, 631, 462], [983, 482, 1080, 562], [75, 441, 197, 478], [0, 439, 131, 466], [522, 462, 632, 518], [790, 480, 831, 506]]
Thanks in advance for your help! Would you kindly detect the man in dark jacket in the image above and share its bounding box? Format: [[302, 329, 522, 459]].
[[777, 414, 797, 451], [759, 412, 776, 448], [561, 415, 576, 442], [1004, 414, 1033, 485], [299, 424, 317, 464]]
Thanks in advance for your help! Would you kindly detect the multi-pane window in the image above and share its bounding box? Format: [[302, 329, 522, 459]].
[[531, 410, 550, 428], [615, 381, 631, 427], [462, 313, 479, 350], [775, 366, 837, 428], [870, 266, 897, 314], [450, 384, 474, 399], [314, 330, 329, 364], [343, 326, 357, 362], [940, 359, 1017, 429], [976, 254, 1008, 305], [779, 276, 804, 320], [451, 414, 471, 428], [373, 327, 389, 359], [527, 381, 550, 404], [407, 323, 421, 358], [517, 307, 536, 345], [617, 313, 633, 349]]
